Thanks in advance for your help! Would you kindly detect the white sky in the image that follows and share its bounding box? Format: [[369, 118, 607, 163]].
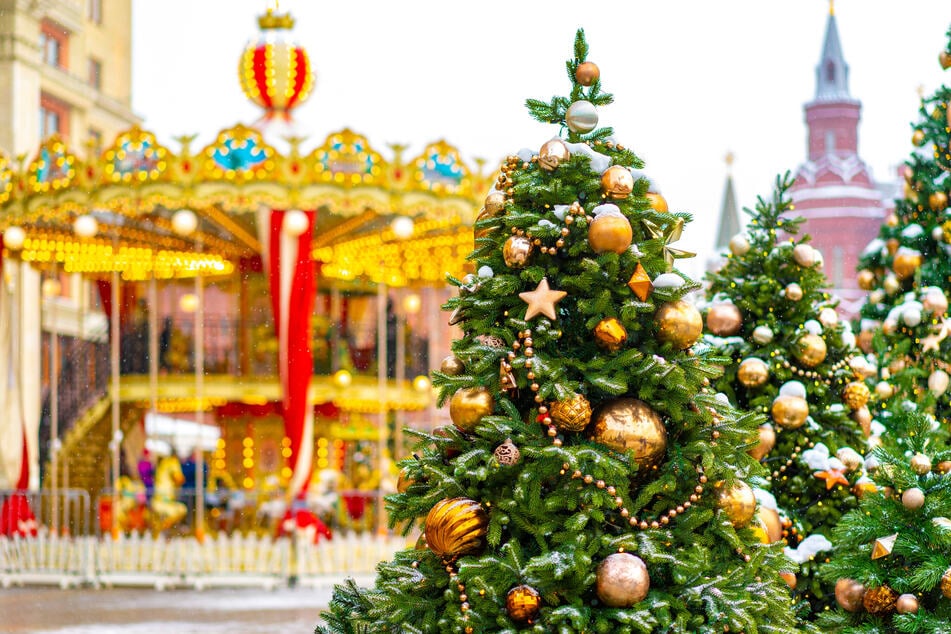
[[131, 1, 950, 280]]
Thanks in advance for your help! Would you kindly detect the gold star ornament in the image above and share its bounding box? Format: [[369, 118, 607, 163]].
[[519, 278, 567, 321], [642, 218, 696, 270]]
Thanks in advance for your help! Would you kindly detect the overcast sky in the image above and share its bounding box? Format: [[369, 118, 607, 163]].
[[131, 1, 950, 280]]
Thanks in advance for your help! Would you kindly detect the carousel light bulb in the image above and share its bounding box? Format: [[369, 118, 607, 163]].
[[41, 278, 61, 298], [402, 293, 422, 314], [412, 375, 431, 392], [172, 209, 199, 236], [179, 293, 199, 313], [333, 369, 352, 388], [73, 214, 98, 239], [282, 209, 309, 237], [391, 216, 415, 240], [4, 226, 25, 250]]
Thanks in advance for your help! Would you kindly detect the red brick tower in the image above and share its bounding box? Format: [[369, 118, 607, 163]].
[[789, 7, 890, 317]]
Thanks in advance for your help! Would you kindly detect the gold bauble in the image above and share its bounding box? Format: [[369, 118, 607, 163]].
[[863, 585, 898, 615], [902, 487, 925, 510], [588, 398, 667, 466], [550, 393, 593, 432], [596, 553, 650, 607], [912, 129, 926, 146], [771, 395, 809, 429], [655, 300, 703, 350], [646, 192, 668, 213], [939, 461, 951, 475], [594, 317, 628, 351], [716, 480, 756, 527], [835, 578, 867, 612], [738, 358, 769, 388], [853, 479, 878, 498], [474, 207, 496, 239], [929, 190, 948, 211], [748, 423, 776, 461], [575, 61, 600, 86], [892, 251, 922, 280], [449, 387, 494, 432], [911, 452, 932, 475], [885, 238, 900, 255], [503, 236, 534, 268], [756, 506, 783, 543], [896, 593, 919, 615], [857, 269, 876, 290], [538, 138, 570, 171], [484, 191, 506, 217], [795, 333, 827, 367], [397, 469, 415, 493], [440, 355, 465, 375], [941, 567, 951, 599], [706, 304, 743, 336], [857, 330, 875, 354], [941, 50, 951, 70], [785, 283, 803, 301], [424, 497, 488, 559], [792, 243, 816, 267], [600, 166, 635, 200], [780, 572, 797, 589], [843, 381, 870, 410], [506, 584, 541, 623], [886, 213, 899, 227], [588, 212, 633, 254], [836, 447, 863, 471]]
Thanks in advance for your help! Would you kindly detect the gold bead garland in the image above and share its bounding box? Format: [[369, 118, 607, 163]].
[[777, 354, 854, 387]]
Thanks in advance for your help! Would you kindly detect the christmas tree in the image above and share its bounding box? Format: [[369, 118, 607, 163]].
[[854, 27, 951, 448], [702, 175, 871, 613], [818, 409, 951, 632], [317, 30, 800, 634]]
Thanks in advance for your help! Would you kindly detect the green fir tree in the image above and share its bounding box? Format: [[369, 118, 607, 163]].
[[317, 30, 800, 634], [703, 175, 870, 615]]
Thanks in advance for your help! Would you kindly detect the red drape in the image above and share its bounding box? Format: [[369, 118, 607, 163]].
[[96, 280, 111, 333]]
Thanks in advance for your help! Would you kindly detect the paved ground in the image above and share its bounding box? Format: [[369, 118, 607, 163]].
[[0, 583, 354, 633]]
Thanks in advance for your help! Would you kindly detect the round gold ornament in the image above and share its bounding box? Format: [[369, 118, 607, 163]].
[[575, 61, 600, 86], [596, 553, 650, 607], [494, 439, 521, 466], [792, 243, 816, 267], [886, 237, 900, 255], [780, 572, 797, 589], [655, 300, 703, 349], [896, 594, 919, 614], [738, 358, 769, 388], [930, 190, 949, 212], [911, 453, 932, 475], [835, 578, 867, 612], [795, 333, 827, 367], [646, 192, 668, 213], [941, 50, 951, 70], [771, 395, 809, 429], [912, 129, 926, 146], [484, 191, 506, 217], [600, 166, 635, 200], [594, 317, 628, 351], [893, 251, 922, 280], [550, 393, 593, 432], [440, 355, 465, 375], [538, 139, 570, 171], [875, 381, 894, 399], [449, 387, 494, 432], [939, 461, 951, 475], [886, 213, 900, 227], [506, 584, 541, 623], [843, 381, 870, 410], [756, 506, 783, 543], [902, 487, 925, 510], [941, 567, 951, 599], [863, 585, 898, 615], [588, 211, 633, 254], [565, 100, 598, 134], [857, 269, 876, 290], [588, 398, 667, 466], [785, 283, 803, 301], [836, 447, 863, 471], [503, 236, 534, 268], [716, 480, 756, 527], [729, 233, 750, 256], [853, 479, 878, 498], [748, 423, 776, 461], [397, 468, 415, 493], [424, 497, 488, 559], [706, 304, 743, 336]]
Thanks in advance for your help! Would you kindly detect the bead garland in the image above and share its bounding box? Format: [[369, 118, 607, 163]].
[[776, 354, 853, 387]]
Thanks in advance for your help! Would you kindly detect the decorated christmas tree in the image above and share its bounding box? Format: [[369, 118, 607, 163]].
[[818, 409, 951, 632], [702, 175, 872, 613], [854, 28, 951, 448], [317, 30, 799, 634]]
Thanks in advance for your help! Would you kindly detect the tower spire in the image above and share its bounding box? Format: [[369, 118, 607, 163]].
[[714, 152, 740, 254], [815, 6, 850, 100]]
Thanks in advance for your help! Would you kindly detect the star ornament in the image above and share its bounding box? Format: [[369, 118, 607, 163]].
[[642, 218, 696, 270], [519, 278, 567, 321], [814, 469, 849, 490]]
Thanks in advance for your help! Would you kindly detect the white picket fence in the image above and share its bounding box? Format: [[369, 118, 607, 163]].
[[1, 529, 405, 590]]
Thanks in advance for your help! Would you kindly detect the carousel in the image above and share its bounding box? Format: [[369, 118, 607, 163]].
[[0, 5, 488, 555]]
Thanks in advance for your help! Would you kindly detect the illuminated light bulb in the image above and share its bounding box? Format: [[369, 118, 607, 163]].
[[402, 293, 422, 314], [4, 226, 25, 250], [391, 216, 414, 240], [41, 278, 61, 298], [73, 215, 98, 238], [333, 369, 352, 388], [171, 209, 198, 236], [282, 210, 309, 237], [412, 375, 431, 392], [179, 293, 198, 313]]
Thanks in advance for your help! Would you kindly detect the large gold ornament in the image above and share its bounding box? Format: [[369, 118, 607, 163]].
[[424, 497, 488, 559], [596, 553, 650, 607], [588, 211, 633, 254], [440, 355, 465, 375], [575, 61, 600, 86], [892, 250, 922, 280], [902, 487, 925, 510], [484, 191, 506, 217], [784, 283, 803, 301], [941, 50, 951, 70], [748, 423, 776, 461], [863, 585, 898, 615], [589, 398, 667, 466], [755, 506, 783, 543], [706, 304, 743, 336], [503, 236, 534, 268], [896, 593, 919, 615], [795, 333, 827, 367], [835, 578, 867, 612], [941, 567, 951, 599], [519, 278, 567, 321], [655, 300, 703, 349], [594, 317, 627, 351], [738, 357, 769, 388], [506, 584, 541, 623], [842, 381, 870, 410], [449, 387, 494, 432], [538, 139, 570, 171], [911, 452, 933, 475], [857, 269, 876, 290], [600, 166, 635, 200], [930, 190, 949, 212], [716, 480, 756, 527], [771, 395, 809, 429], [646, 191, 668, 213], [792, 243, 816, 267], [550, 393, 593, 432]]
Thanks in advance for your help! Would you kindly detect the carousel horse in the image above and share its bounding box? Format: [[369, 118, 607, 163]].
[[116, 475, 148, 533], [150, 455, 187, 532]]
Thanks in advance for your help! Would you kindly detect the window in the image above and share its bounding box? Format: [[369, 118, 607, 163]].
[[825, 130, 835, 154], [825, 60, 836, 83], [39, 20, 69, 69], [89, 0, 102, 24], [88, 128, 102, 156], [40, 94, 70, 140], [832, 246, 844, 286], [88, 58, 102, 90]]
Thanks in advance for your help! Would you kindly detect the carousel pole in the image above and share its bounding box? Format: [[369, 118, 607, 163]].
[[148, 273, 159, 446], [48, 260, 59, 534], [376, 272, 387, 535], [110, 234, 120, 538], [330, 288, 341, 372], [394, 292, 405, 460], [194, 239, 206, 539]]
